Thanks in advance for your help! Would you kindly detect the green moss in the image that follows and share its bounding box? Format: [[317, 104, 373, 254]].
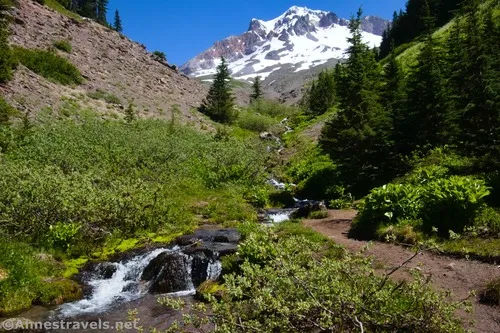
[[439, 238, 500, 262], [37, 278, 83, 305], [195, 280, 226, 302], [61, 257, 88, 278]]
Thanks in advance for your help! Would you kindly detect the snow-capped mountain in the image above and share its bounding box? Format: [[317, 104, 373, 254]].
[[180, 6, 389, 80]]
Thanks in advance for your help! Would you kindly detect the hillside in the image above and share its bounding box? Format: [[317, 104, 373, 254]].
[[2, 0, 208, 124]]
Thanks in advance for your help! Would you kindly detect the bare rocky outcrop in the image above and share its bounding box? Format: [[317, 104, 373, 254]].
[[2, 0, 209, 125]]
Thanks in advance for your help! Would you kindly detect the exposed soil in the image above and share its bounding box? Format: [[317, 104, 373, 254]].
[[303, 210, 500, 333]]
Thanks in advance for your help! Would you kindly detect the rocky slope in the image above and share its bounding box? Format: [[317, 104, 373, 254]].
[[181, 6, 389, 81], [2, 0, 208, 124]]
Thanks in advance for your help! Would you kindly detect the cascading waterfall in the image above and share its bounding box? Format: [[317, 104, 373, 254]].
[[58, 248, 170, 317]]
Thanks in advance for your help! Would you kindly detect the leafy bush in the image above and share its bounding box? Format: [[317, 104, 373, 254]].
[[351, 184, 422, 239], [160, 227, 465, 333], [236, 111, 275, 132], [421, 177, 490, 237], [0, 240, 81, 314], [87, 90, 121, 104], [12, 47, 83, 85], [53, 39, 72, 53], [248, 99, 301, 119], [403, 165, 450, 185], [329, 196, 353, 209], [308, 210, 328, 219], [152, 51, 167, 62], [0, 115, 268, 253], [286, 147, 340, 201]]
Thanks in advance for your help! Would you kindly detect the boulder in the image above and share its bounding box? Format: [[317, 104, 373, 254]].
[[291, 200, 326, 219], [148, 253, 192, 294]]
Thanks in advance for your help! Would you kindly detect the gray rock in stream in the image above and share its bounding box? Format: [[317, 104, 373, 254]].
[[147, 252, 193, 293]]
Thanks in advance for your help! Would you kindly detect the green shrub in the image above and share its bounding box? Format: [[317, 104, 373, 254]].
[[268, 190, 296, 208], [53, 40, 72, 53], [152, 51, 167, 62], [308, 210, 328, 219], [351, 184, 422, 239], [248, 99, 301, 119], [421, 177, 490, 237], [237, 111, 275, 132], [329, 196, 353, 209], [0, 97, 17, 126], [0, 115, 268, 254], [160, 227, 465, 332], [0, 44, 14, 84], [87, 90, 122, 105], [287, 147, 340, 201], [13, 47, 83, 85], [0, 240, 81, 314], [474, 206, 500, 236], [403, 165, 450, 185]]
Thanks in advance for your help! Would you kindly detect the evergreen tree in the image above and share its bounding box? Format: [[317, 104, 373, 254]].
[[200, 57, 236, 124], [97, 0, 108, 25], [113, 9, 123, 33], [401, 0, 448, 155], [320, 9, 392, 195], [456, 0, 500, 167], [308, 70, 336, 116], [250, 76, 262, 102], [0, 0, 13, 83]]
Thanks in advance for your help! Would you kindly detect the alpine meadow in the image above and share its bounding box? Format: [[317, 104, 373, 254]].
[[0, 0, 499, 332]]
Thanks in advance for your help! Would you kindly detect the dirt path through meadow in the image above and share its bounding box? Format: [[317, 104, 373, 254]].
[[303, 210, 500, 333]]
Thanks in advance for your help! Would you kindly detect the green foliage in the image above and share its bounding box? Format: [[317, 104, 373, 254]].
[[329, 196, 353, 210], [0, 240, 82, 314], [124, 102, 136, 122], [236, 111, 275, 132], [46, 222, 82, 251], [306, 69, 336, 116], [286, 145, 340, 201], [113, 9, 123, 33], [248, 99, 301, 119], [308, 210, 328, 219], [87, 90, 121, 104], [421, 177, 490, 236], [0, 97, 17, 126], [480, 278, 500, 305], [351, 184, 422, 239], [0, 115, 268, 256], [320, 10, 393, 196], [0, 0, 14, 84], [52, 39, 72, 53], [250, 76, 262, 102], [152, 51, 166, 62], [13, 47, 83, 85], [200, 57, 236, 124], [161, 227, 465, 333]]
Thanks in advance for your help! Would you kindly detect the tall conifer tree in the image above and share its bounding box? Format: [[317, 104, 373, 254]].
[[113, 9, 123, 33], [200, 57, 236, 124], [320, 8, 392, 195], [250, 76, 262, 102]]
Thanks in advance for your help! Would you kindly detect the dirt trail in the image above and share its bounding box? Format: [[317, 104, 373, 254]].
[[303, 210, 500, 333]]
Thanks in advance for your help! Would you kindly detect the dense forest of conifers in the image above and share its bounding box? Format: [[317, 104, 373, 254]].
[[305, 0, 499, 197], [379, 0, 464, 58]]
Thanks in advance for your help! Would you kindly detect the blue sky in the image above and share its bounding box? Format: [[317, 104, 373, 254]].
[[107, 1, 406, 66]]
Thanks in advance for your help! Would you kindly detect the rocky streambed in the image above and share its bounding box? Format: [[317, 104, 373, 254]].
[[4, 228, 240, 332]]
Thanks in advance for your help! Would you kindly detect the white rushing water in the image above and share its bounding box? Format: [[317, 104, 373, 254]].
[[268, 212, 292, 223], [58, 245, 224, 317], [58, 248, 170, 317]]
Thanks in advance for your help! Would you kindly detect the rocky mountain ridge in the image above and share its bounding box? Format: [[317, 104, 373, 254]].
[[181, 6, 389, 80]]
